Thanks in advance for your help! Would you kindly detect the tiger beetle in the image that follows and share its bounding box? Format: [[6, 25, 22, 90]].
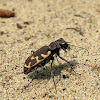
[[24, 38, 71, 74], [23, 38, 88, 89]]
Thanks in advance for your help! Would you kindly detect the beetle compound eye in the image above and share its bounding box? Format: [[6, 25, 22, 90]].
[[66, 43, 70, 49]]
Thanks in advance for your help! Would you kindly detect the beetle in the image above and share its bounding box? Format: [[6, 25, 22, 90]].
[[24, 38, 71, 74], [23, 38, 89, 90]]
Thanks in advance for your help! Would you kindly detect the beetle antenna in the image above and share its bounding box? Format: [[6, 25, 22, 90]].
[[69, 44, 89, 56]]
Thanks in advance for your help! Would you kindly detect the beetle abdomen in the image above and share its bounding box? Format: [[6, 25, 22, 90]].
[[24, 46, 51, 69]]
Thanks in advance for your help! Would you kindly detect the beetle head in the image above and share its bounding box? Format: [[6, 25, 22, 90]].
[[56, 38, 70, 50], [49, 38, 70, 51]]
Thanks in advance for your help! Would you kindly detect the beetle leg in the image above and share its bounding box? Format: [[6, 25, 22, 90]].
[[50, 57, 57, 93], [31, 50, 34, 54], [57, 53, 71, 65], [57, 53, 76, 73], [55, 54, 62, 83], [55, 54, 61, 64], [50, 57, 54, 77]]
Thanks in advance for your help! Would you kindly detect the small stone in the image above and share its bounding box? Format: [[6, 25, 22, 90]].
[[24, 21, 29, 25], [62, 74, 69, 79], [17, 24, 23, 29], [24, 37, 30, 41], [0, 9, 15, 17], [23, 77, 26, 79], [0, 31, 4, 35], [62, 88, 66, 91]]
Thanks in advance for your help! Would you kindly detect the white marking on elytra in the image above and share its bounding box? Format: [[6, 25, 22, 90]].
[[31, 56, 35, 60], [25, 51, 51, 68]]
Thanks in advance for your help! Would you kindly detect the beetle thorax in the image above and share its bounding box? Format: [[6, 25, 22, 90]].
[[48, 41, 61, 51]]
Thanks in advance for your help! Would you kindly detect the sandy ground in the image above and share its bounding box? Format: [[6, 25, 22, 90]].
[[0, 0, 100, 100]]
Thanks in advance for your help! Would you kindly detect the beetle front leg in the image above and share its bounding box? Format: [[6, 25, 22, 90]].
[[56, 52, 70, 65], [57, 53, 75, 72]]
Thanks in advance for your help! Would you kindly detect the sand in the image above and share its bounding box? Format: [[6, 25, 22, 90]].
[[0, 0, 100, 100]]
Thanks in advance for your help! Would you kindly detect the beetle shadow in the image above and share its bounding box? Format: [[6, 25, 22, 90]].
[[28, 60, 79, 80]]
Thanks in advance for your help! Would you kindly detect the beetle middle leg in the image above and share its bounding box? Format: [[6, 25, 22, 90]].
[[50, 57, 54, 77], [50, 57, 57, 93], [55, 54, 62, 82]]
